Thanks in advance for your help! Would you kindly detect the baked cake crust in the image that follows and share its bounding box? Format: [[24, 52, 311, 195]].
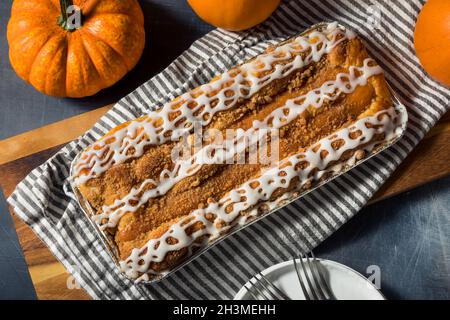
[[72, 23, 398, 280]]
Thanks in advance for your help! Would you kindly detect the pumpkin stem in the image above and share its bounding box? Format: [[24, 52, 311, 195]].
[[57, 0, 82, 31]]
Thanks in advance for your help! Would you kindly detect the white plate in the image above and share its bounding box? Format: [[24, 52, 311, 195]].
[[234, 258, 385, 300]]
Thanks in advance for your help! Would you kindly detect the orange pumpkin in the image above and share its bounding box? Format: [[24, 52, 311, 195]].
[[7, 0, 145, 98], [414, 0, 450, 87], [188, 0, 281, 31]]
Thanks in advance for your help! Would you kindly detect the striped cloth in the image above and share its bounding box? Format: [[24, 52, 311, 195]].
[[8, 0, 449, 299]]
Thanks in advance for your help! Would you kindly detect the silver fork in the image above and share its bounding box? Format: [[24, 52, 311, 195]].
[[245, 272, 291, 300], [293, 252, 336, 300]]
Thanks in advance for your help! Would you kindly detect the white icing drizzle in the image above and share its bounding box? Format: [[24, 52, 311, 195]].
[[67, 22, 402, 281], [120, 107, 401, 280], [94, 59, 383, 230], [73, 22, 356, 185]]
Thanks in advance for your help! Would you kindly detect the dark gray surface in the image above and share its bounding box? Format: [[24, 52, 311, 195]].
[[0, 0, 448, 300], [317, 176, 450, 300], [0, 190, 36, 300], [0, 0, 214, 139]]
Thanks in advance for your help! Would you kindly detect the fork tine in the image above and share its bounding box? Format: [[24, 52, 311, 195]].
[[299, 253, 320, 300], [311, 252, 336, 300], [252, 277, 273, 300], [304, 253, 327, 300], [255, 277, 277, 300], [293, 257, 311, 300], [249, 280, 266, 300], [258, 272, 290, 300], [255, 274, 282, 300], [245, 283, 260, 300]]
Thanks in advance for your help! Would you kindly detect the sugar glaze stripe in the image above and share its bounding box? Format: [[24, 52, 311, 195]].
[[95, 58, 383, 229], [121, 106, 402, 280], [73, 23, 356, 185]]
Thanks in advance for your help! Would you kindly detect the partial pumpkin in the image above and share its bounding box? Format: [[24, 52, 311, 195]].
[[414, 0, 450, 87], [7, 0, 145, 98], [188, 0, 281, 31]]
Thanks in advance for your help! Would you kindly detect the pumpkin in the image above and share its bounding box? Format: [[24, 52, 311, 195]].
[[7, 0, 145, 98], [414, 0, 450, 87], [187, 0, 281, 31]]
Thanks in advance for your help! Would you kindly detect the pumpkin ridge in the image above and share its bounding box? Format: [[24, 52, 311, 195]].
[[19, 32, 56, 82], [81, 22, 134, 71], [44, 36, 68, 96], [28, 34, 66, 87], [8, 24, 53, 52], [7, 0, 146, 97], [66, 32, 103, 97], [83, 14, 145, 51], [7, 17, 57, 41], [82, 30, 130, 72], [65, 34, 74, 95], [79, 31, 129, 87], [78, 32, 108, 88]]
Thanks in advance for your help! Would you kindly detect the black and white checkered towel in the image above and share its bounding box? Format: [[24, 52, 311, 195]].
[[8, 0, 449, 299]]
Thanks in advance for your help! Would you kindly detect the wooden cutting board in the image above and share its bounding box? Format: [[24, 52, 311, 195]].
[[0, 107, 449, 300]]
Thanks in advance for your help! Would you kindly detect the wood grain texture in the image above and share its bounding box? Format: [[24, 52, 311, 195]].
[[372, 111, 450, 202], [0, 145, 91, 300], [0, 108, 448, 300], [0, 106, 112, 165]]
